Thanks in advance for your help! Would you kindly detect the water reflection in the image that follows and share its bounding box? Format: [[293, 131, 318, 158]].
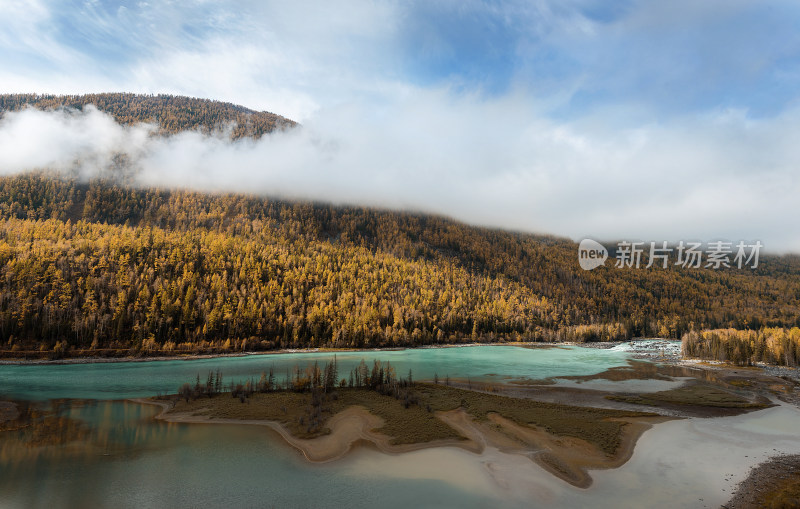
[[1, 399, 501, 509], [0, 400, 180, 470]]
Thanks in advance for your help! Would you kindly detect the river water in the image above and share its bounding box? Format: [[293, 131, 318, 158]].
[[2, 344, 799, 509], [0, 344, 630, 401]]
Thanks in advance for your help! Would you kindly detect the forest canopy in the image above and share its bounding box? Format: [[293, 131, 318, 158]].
[[0, 93, 295, 139]]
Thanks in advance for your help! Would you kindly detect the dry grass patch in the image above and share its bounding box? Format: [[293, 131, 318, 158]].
[[413, 383, 655, 455], [559, 360, 675, 382], [169, 392, 329, 438], [336, 390, 462, 445], [162, 383, 657, 454], [606, 383, 768, 409], [165, 389, 464, 444]]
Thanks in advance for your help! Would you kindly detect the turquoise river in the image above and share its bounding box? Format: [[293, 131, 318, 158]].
[[2, 344, 800, 509]]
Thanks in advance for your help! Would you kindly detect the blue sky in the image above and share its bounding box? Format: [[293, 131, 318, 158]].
[[1, 0, 800, 251], [5, 0, 800, 120]]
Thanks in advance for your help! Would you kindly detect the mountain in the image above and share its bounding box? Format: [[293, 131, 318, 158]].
[[0, 94, 798, 359], [0, 93, 296, 139]]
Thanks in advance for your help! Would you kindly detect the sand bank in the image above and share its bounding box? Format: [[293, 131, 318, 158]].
[[136, 399, 479, 463], [136, 397, 661, 487], [434, 408, 668, 488], [340, 402, 800, 508]]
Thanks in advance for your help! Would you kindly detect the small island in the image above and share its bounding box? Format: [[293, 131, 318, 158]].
[[140, 358, 772, 488]]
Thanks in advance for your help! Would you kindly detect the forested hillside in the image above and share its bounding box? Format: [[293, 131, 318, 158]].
[[0, 94, 798, 359], [0, 93, 295, 138], [0, 173, 798, 358]]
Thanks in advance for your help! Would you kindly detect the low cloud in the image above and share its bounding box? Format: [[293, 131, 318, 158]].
[[0, 106, 153, 176], [1, 96, 799, 253]]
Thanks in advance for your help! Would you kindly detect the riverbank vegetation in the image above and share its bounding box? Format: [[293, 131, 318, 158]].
[[682, 328, 800, 367]]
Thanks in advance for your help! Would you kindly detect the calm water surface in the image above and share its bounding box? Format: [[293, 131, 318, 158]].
[[0, 345, 631, 400]]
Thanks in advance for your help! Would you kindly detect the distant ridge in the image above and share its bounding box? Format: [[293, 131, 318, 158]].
[[0, 92, 297, 139]]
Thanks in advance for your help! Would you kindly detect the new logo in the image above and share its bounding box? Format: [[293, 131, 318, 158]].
[[578, 239, 608, 270]]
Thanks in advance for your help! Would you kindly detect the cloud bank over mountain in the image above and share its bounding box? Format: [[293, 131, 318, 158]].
[[2, 97, 798, 252]]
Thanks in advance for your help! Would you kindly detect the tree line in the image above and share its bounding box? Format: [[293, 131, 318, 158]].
[[682, 328, 800, 367], [178, 359, 422, 433]]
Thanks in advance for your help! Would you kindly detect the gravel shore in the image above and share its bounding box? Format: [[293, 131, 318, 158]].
[[725, 454, 800, 508]]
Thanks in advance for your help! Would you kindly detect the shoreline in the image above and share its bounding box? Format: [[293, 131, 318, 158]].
[[0, 339, 675, 366], [5, 338, 796, 385], [134, 398, 482, 463], [725, 453, 800, 508]]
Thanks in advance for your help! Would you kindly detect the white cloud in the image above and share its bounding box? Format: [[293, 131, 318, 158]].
[[1, 95, 798, 252], [0, 106, 153, 175]]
